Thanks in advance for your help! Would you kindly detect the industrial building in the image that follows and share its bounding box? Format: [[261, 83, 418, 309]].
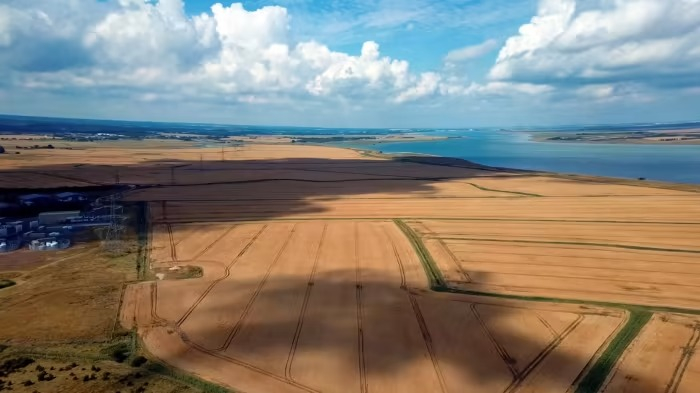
[[0, 188, 125, 253], [38, 210, 81, 226], [29, 237, 70, 251]]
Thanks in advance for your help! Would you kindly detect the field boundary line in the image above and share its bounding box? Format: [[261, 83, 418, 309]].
[[219, 223, 298, 351], [285, 224, 327, 382], [574, 310, 651, 393], [446, 257, 700, 272], [383, 222, 449, 391], [403, 217, 700, 225], [149, 215, 700, 225], [435, 237, 700, 255], [110, 281, 129, 340], [393, 219, 446, 289], [392, 218, 696, 393], [393, 219, 700, 315], [167, 224, 178, 262], [451, 269, 700, 289], [175, 225, 268, 327], [411, 221, 472, 283], [463, 181, 542, 197]]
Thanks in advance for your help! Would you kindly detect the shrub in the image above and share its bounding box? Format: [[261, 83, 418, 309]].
[[0, 279, 16, 289], [130, 356, 147, 367], [105, 342, 131, 363]]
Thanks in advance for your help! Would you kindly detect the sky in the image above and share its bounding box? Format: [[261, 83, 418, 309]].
[[0, 0, 699, 128]]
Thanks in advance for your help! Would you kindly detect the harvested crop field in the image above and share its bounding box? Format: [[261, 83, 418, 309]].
[[407, 219, 700, 308], [123, 220, 628, 393]]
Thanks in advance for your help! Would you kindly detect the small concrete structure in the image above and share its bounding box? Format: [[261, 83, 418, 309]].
[[29, 237, 70, 251]]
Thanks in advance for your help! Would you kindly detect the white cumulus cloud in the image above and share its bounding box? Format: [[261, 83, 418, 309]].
[[0, 0, 467, 105], [490, 0, 700, 89]]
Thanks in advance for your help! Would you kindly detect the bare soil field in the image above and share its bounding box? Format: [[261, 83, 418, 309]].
[[123, 220, 628, 393]]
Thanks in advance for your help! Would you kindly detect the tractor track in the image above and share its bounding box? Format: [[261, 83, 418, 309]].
[[503, 314, 585, 393], [666, 325, 700, 393], [471, 303, 519, 378], [189, 225, 238, 262], [354, 222, 368, 393], [285, 224, 327, 382], [219, 224, 298, 351], [407, 294, 449, 393], [180, 333, 320, 393], [175, 225, 268, 327]]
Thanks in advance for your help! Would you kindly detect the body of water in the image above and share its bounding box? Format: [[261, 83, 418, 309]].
[[2, 114, 698, 184], [334, 131, 700, 184]]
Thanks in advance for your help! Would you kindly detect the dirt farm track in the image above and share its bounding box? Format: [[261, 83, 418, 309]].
[[4, 142, 700, 392]]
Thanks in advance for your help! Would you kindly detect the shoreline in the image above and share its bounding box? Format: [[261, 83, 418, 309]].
[[528, 130, 700, 145], [346, 147, 700, 193]]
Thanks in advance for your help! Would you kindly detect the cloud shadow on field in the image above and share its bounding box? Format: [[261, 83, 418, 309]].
[[0, 155, 656, 391], [152, 269, 654, 393], [0, 155, 520, 223]]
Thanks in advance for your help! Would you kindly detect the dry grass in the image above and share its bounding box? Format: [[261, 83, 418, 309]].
[[0, 355, 207, 393], [0, 245, 136, 342]]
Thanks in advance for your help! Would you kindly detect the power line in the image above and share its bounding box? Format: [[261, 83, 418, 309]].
[[104, 192, 125, 255]]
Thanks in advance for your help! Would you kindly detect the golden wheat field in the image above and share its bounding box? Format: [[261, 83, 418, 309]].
[[4, 139, 700, 392], [123, 221, 627, 393]]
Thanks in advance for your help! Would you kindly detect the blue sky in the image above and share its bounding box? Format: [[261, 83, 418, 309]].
[[0, 0, 699, 128]]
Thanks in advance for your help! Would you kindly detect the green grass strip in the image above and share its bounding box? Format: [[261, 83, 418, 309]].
[[135, 202, 149, 280], [437, 236, 700, 255], [575, 310, 652, 393], [144, 361, 232, 393], [465, 182, 542, 197], [392, 219, 700, 315], [393, 219, 446, 289]]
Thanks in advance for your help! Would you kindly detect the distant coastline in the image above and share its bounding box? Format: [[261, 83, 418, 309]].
[[528, 129, 700, 145]]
